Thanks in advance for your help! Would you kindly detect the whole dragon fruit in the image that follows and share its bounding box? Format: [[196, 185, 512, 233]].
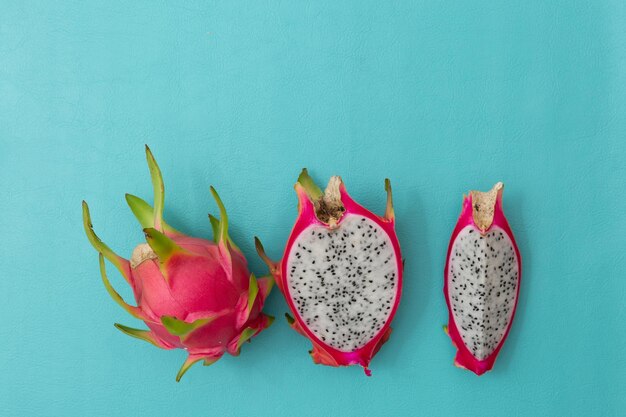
[[256, 169, 402, 375], [82, 146, 273, 381], [444, 182, 521, 375]]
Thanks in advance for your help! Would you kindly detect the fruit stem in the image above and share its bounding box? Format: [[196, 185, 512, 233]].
[[470, 182, 504, 233], [384, 178, 394, 221]]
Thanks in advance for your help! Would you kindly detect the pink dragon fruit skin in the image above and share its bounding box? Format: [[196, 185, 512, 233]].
[[444, 182, 522, 375], [82, 146, 273, 381], [256, 169, 402, 375]]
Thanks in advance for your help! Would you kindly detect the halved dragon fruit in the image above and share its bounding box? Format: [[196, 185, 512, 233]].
[[256, 169, 403, 375], [444, 182, 521, 375], [82, 146, 273, 381]]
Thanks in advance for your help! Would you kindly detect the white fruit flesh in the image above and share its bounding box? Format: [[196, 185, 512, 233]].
[[448, 226, 518, 360], [286, 214, 399, 352]]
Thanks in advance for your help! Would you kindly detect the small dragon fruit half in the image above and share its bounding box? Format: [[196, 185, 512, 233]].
[[82, 146, 274, 381], [444, 182, 521, 375], [256, 169, 402, 375]]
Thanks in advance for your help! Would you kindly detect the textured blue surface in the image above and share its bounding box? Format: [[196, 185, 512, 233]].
[[1, 1, 625, 416]]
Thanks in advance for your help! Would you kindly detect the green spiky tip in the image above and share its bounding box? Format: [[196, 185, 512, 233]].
[[209, 186, 229, 242], [208, 214, 220, 243], [145, 145, 164, 232], [82, 201, 130, 281], [297, 168, 323, 200], [143, 227, 184, 263], [161, 316, 215, 337], [285, 313, 295, 325], [126, 193, 181, 235], [114, 323, 162, 348], [98, 254, 142, 320], [254, 236, 264, 254], [236, 327, 257, 351], [125, 194, 154, 229], [176, 356, 205, 382], [247, 274, 259, 315], [82, 201, 112, 258], [203, 357, 219, 366], [384, 178, 394, 220], [254, 236, 276, 270]]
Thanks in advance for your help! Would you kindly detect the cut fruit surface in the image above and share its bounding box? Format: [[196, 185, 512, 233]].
[[444, 182, 521, 375], [287, 214, 399, 352], [257, 170, 402, 374]]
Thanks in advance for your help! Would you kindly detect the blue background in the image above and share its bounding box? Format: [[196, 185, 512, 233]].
[[1, 1, 625, 416]]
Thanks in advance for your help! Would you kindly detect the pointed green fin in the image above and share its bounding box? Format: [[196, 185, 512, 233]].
[[125, 194, 154, 229], [144, 227, 185, 262], [208, 214, 220, 243], [285, 313, 295, 325], [145, 145, 164, 232], [99, 254, 143, 320], [384, 178, 394, 221], [82, 201, 131, 282], [203, 357, 219, 366], [208, 188, 243, 253], [236, 327, 258, 351], [144, 228, 187, 281], [176, 355, 204, 382], [161, 316, 215, 337], [114, 323, 162, 348], [254, 237, 277, 270], [125, 194, 181, 235], [209, 186, 229, 242], [297, 168, 323, 200], [247, 273, 259, 315]]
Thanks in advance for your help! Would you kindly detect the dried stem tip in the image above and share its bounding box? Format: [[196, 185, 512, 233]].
[[470, 182, 503, 232]]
